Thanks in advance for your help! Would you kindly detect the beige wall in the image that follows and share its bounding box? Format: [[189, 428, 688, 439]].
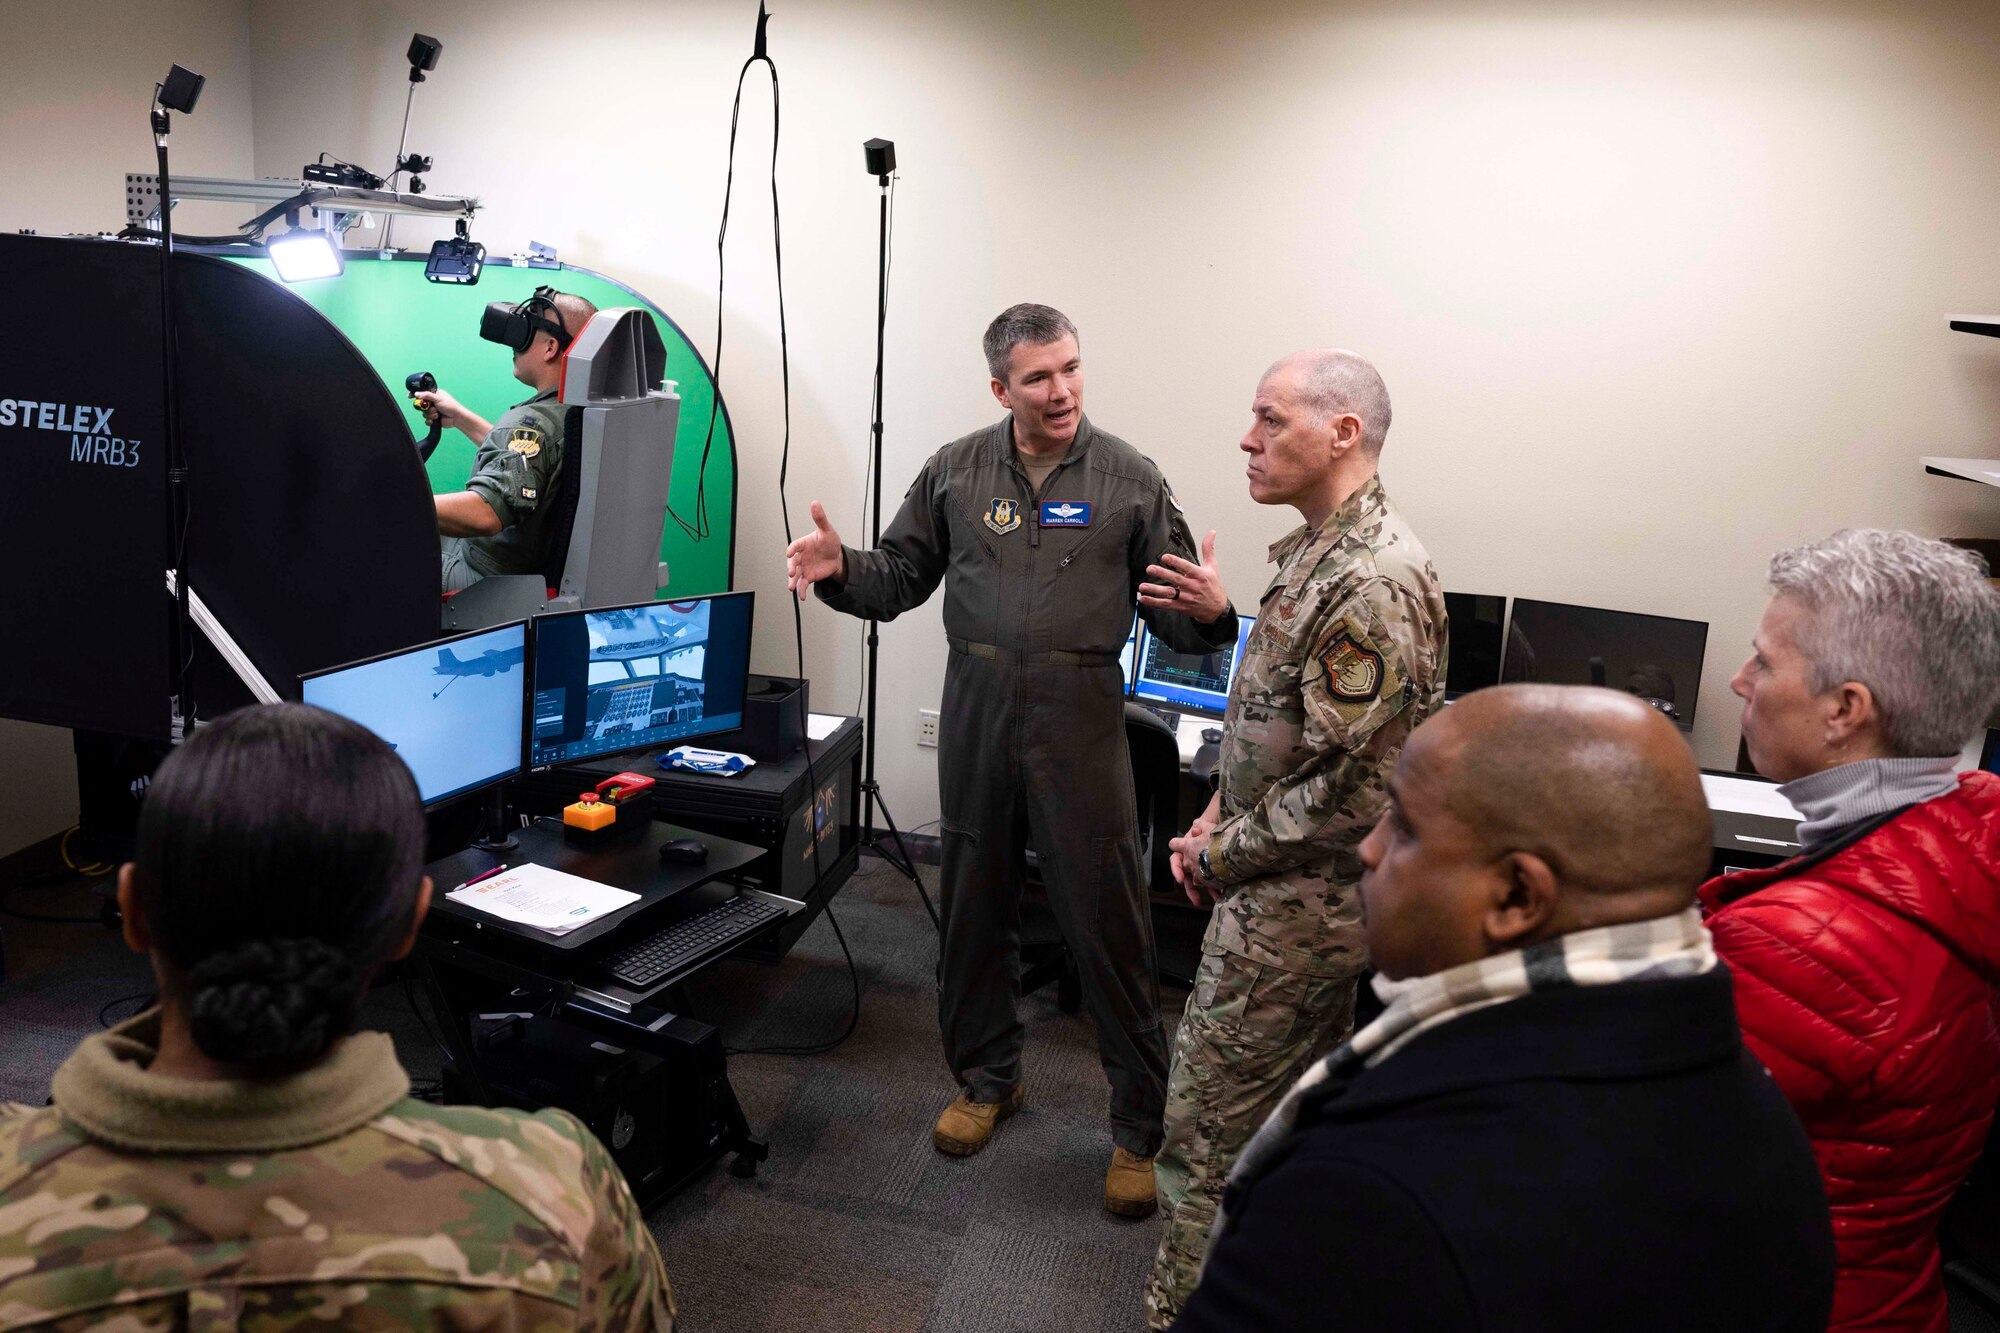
[[0, 0, 255, 857], [10, 0, 2000, 844]]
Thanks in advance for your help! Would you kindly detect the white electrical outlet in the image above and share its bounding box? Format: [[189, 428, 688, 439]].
[[917, 708, 940, 748]]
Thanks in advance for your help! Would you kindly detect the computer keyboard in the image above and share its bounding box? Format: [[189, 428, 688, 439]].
[[1143, 704, 1182, 730], [600, 895, 787, 990]]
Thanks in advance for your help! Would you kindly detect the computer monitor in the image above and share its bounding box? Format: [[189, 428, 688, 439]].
[[1981, 727, 2000, 776], [1133, 615, 1257, 715], [1500, 597, 1708, 732], [529, 592, 754, 768], [300, 622, 529, 807], [1442, 591, 1506, 699]]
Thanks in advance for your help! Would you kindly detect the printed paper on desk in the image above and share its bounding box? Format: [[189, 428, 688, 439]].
[[446, 863, 640, 936], [807, 713, 843, 741]]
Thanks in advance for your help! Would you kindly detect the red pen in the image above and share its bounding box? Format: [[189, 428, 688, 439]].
[[454, 864, 509, 892]]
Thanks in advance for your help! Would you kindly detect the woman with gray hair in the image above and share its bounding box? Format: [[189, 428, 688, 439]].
[[1700, 528, 2000, 1333]]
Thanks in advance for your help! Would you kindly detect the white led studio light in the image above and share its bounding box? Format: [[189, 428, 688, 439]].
[[267, 228, 345, 282]]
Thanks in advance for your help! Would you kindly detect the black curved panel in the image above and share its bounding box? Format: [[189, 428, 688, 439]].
[[173, 252, 439, 706], [0, 234, 171, 738], [0, 235, 440, 738]]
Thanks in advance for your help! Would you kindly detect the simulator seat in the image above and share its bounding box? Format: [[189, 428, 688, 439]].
[[443, 308, 681, 633]]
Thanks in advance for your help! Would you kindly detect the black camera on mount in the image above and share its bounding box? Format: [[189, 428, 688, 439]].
[[397, 151, 433, 194], [159, 64, 205, 115], [303, 157, 385, 191], [408, 33, 442, 82], [426, 235, 485, 285]]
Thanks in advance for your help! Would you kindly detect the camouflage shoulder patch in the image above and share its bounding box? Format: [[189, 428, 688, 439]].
[[1320, 632, 1384, 702]]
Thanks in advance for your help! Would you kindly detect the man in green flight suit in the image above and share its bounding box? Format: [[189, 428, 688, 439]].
[[419, 287, 598, 592], [785, 304, 1238, 1216], [1145, 349, 1448, 1328]]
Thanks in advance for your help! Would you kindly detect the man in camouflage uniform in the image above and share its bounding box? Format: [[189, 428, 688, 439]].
[[0, 1009, 674, 1330], [1144, 349, 1446, 1328], [420, 289, 597, 592]]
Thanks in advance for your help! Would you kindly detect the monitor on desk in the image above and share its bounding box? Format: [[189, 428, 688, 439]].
[[1981, 727, 2000, 776], [1132, 615, 1256, 716], [530, 592, 755, 769], [1442, 591, 1506, 699], [300, 622, 529, 807], [1501, 597, 1708, 732]]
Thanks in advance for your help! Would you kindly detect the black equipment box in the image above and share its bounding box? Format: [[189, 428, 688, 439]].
[[737, 673, 808, 761], [441, 1012, 740, 1207], [513, 714, 862, 961]]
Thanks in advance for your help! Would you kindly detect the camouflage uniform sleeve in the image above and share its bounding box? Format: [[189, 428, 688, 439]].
[[554, 1109, 676, 1332], [816, 452, 950, 623], [464, 408, 562, 532], [1205, 577, 1425, 884], [1134, 475, 1237, 654]]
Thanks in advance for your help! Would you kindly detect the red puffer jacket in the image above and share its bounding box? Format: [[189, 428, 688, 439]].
[[1699, 771, 2000, 1333]]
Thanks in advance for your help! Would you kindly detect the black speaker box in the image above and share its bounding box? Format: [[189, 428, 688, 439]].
[[734, 673, 808, 762]]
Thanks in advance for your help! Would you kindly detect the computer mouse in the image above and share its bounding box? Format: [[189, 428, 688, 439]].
[[1201, 727, 1223, 745], [658, 838, 709, 865]]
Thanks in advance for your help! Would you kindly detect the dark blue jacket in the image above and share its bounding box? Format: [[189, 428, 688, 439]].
[[1176, 968, 1835, 1332]]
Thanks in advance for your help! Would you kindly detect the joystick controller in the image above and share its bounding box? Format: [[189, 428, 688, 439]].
[[406, 370, 442, 461]]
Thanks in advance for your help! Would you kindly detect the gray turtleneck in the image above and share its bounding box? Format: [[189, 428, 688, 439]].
[[1778, 755, 1962, 851]]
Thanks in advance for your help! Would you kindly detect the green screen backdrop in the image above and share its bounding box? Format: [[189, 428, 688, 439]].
[[225, 254, 736, 596]]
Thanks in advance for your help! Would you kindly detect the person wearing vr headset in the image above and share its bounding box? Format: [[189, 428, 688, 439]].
[[418, 286, 598, 591]]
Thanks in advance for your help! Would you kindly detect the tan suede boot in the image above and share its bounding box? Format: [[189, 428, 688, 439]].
[[1104, 1146, 1158, 1217], [932, 1085, 1025, 1156]]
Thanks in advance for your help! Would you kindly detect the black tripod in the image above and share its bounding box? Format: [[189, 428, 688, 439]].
[[856, 140, 936, 926], [152, 64, 204, 737]]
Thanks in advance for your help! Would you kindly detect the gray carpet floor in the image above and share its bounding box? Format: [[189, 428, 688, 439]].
[[0, 857, 1185, 1332]]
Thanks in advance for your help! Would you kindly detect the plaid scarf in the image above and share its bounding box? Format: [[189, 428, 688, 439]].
[[1205, 907, 1716, 1257]]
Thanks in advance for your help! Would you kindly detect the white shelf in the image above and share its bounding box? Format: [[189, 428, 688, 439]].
[[1922, 456, 2000, 489]]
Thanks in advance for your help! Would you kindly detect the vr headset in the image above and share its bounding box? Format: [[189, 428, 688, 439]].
[[479, 285, 573, 354]]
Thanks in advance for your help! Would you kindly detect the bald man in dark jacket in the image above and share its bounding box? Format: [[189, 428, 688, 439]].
[[1176, 686, 1833, 1332]]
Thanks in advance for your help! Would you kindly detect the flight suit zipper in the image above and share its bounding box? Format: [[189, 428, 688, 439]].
[[1058, 517, 1117, 570], [948, 491, 1000, 559]]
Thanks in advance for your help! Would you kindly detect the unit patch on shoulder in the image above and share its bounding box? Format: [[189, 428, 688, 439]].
[[985, 497, 1022, 535], [521, 487, 538, 501], [1321, 631, 1385, 702], [506, 428, 543, 459]]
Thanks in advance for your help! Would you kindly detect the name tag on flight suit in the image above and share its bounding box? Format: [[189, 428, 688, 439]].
[[1039, 500, 1091, 527]]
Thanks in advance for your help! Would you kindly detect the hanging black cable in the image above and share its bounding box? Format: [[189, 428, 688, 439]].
[[667, 5, 774, 546], [699, 2, 864, 1057]]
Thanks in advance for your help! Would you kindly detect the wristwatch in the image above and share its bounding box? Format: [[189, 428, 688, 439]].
[[1197, 847, 1215, 882]]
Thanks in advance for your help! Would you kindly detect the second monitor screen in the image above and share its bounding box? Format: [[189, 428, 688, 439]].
[[1500, 597, 1707, 732], [530, 592, 754, 768]]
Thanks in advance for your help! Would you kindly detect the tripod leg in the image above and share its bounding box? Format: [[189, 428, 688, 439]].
[[862, 779, 938, 928]]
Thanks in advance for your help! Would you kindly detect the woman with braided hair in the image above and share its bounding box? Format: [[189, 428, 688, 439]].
[[0, 703, 675, 1331]]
